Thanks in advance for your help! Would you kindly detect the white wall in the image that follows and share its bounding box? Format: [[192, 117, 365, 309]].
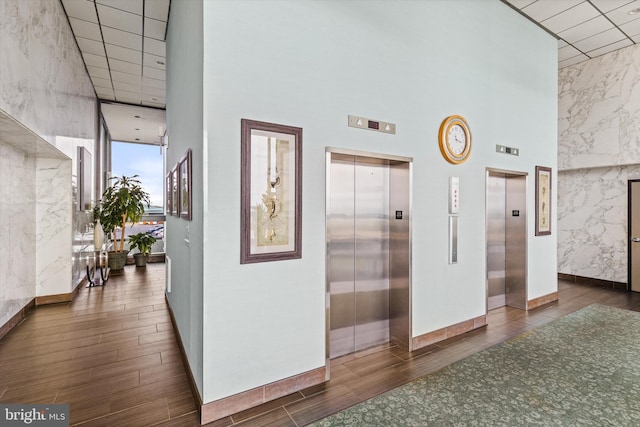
[[166, 0, 204, 397], [558, 44, 640, 282], [0, 0, 97, 327], [198, 0, 557, 403]]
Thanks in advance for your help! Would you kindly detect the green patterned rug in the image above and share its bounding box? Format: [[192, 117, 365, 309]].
[[311, 304, 640, 426]]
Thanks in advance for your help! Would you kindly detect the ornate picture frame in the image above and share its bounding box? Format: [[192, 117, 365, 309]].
[[179, 149, 192, 220], [165, 171, 172, 215], [535, 166, 552, 236], [241, 119, 302, 263], [171, 165, 179, 217]]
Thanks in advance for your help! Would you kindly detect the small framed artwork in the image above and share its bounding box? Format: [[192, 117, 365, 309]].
[[535, 166, 552, 236], [241, 119, 302, 264], [171, 165, 179, 217], [165, 172, 172, 215], [179, 149, 192, 220]]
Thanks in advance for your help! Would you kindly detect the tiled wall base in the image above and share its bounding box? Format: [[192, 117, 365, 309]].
[[559, 273, 627, 291], [527, 291, 559, 310], [0, 299, 35, 340], [412, 315, 487, 350], [201, 366, 326, 424]]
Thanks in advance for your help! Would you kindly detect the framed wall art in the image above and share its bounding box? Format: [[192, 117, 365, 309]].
[[165, 171, 173, 215], [179, 149, 192, 220], [535, 165, 552, 236], [171, 165, 179, 217], [241, 119, 302, 264]]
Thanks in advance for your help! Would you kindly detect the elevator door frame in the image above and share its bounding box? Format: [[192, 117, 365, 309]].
[[325, 147, 413, 376], [485, 168, 528, 313]]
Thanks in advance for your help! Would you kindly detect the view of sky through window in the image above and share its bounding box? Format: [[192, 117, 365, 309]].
[[111, 141, 164, 213]]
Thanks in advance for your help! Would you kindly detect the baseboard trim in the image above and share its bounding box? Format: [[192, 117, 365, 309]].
[[527, 291, 559, 310], [558, 273, 627, 291], [165, 294, 204, 418], [0, 298, 35, 340], [200, 366, 327, 425], [412, 314, 487, 350]]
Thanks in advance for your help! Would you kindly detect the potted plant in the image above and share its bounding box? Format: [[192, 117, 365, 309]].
[[128, 232, 157, 267], [97, 175, 150, 272]]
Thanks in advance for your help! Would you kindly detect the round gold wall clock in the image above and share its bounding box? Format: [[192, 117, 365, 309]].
[[438, 115, 472, 164]]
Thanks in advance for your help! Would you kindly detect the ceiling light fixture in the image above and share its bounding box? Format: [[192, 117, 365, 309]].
[[629, 7, 640, 14], [156, 60, 165, 66], [135, 138, 140, 141], [135, 128, 140, 130], [151, 97, 158, 101], [134, 115, 141, 118]]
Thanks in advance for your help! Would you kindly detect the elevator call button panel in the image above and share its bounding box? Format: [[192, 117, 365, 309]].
[[449, 176, 459, 214]]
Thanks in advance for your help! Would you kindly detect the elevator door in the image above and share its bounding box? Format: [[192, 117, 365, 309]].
[[486, 171, 527, 310], [629, 180, 640, 292], [328, 153, 411, 359]]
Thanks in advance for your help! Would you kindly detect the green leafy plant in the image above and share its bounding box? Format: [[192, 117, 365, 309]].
[[97, 175, 150, 253], [128, 232, 157, 256]]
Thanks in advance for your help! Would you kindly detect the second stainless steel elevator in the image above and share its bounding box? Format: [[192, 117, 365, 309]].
[[327, 150, 411, 359], [486, 170, 527, 311]]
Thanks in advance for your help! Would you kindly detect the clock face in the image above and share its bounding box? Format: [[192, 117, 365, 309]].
[[438, 115, 471, 164], [447, 124, 467, 155]]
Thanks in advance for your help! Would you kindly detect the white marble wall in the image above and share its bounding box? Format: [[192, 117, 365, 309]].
[[559, 44, 640, 171], [36, 158, 72, 297], [0, 0, 97, 327], [558, 43, 640, 283], [0, 141, 36, 328]]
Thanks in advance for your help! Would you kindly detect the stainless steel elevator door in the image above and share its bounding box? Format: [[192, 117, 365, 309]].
[[329, 156, 390, 358], [487, 173, 506, 310], [486, 171, 527, 311], [630, 181, 640, 292]]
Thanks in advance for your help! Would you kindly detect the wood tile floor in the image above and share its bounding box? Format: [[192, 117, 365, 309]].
[[2, 266, 640, 426]]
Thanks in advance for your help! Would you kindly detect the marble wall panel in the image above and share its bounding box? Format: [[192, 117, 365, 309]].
[[0, 141, 36, 328], [559, 44, 640, 171], [558, 166, 640, 283], [36, 158, 72, 297]]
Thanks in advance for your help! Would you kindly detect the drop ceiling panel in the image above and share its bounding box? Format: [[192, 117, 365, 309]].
[[621, 15, 640, 35], [87, 66, 111, 80], [573, 27, 627, 52], [68, 17, 102, 41], [509, 0, 536, 7], [143, 95, 165, 105], [606, 0, 640, 25], [558, 44, 583, 61], [142, 77, 165, 89], [142, 86, 166, 97], [114, 89, 143, 103], [77, 37, 106, 56], [113, 81, 142, 93], [91, 76, 113, 89], [521, 0, 583, 22], [559, 53, 589, 67], [143, 66, 165, 81], [541, 2, 600, 33], [82, 52, 109, 69], [144, 17, 167, 40], [109, 58, 142, 75], [105, 44, 142, 64], [61, 0, 99, 23], [590, 0, 634, 13], [145, 0, 170, 21], [588, 38, 633, 56], [96, 0, 143, 16], [111, 70, 141, 85], [558, 16, 614, 43], [97, 4, 142, 35], [143, 52, 166, 70], [144, 38, 166, 57], [102, 27, 143, 51], [95, 86, 115, 98]]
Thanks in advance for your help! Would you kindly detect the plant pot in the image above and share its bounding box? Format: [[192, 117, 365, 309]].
[[108, 250, 129, 272], [133, 253, 148, 268]]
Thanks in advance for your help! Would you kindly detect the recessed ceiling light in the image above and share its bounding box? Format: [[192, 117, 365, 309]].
[[134, 115, 141, 118], [150, 97, 158, 101], [629, 7, 640, 14], [156, 60, 165, 66], [135, 138, 140, 141], [135, 128, 140, 130]]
